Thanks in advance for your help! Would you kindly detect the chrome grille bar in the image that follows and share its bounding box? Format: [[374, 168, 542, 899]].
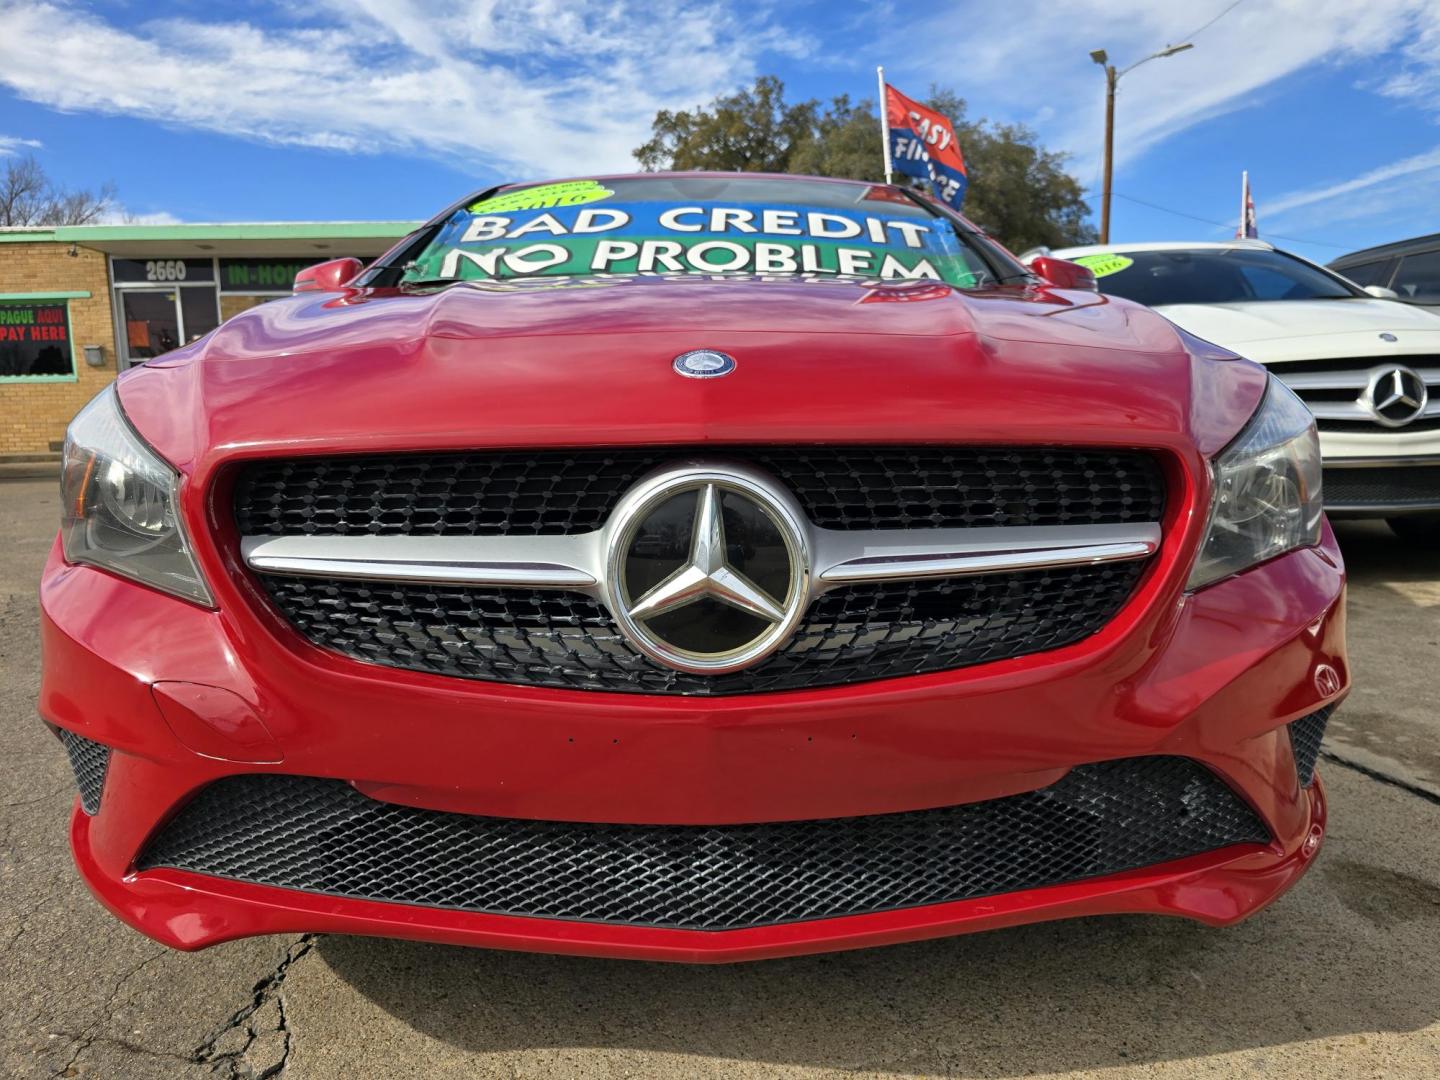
[[1275, 366, 1440, 391], [242, 533, 603, 589], [1300, 398, 1440, 421], [242, 522, 1161, 593]]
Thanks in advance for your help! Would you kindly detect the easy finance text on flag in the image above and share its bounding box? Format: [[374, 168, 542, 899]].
[[884, 84, 969, 210]]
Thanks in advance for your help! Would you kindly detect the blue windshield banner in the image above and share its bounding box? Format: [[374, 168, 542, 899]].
[[405, 199, 982, 285]]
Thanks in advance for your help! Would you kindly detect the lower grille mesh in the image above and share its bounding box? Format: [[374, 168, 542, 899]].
[[59, 729, 109, 815], [1289, 706, 1333, 787], [257, 560, 1149, 695], [1324, 465, 1440, 508], [138, 756, 1269, 930]]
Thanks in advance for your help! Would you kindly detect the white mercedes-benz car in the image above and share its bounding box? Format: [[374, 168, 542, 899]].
[[1029, 240, 1439, 544]]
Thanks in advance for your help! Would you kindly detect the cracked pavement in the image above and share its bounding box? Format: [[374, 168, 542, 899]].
[[1, 477, 1438, 1079]]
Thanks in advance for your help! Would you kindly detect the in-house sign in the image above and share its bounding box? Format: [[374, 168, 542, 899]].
[[219, 259, 361, 292]]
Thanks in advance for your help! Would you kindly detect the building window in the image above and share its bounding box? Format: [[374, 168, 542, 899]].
[[0, 298, 75, 380]]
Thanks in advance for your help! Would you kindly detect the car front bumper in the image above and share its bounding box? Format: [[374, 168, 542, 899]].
[[40, 522, 1347, 963]]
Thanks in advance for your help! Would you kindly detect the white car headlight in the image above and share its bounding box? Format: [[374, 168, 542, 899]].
[[60, 385, 212, 605], [1188, 376, 1323, 590]]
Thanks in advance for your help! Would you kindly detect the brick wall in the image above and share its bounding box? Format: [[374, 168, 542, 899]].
[[0, 242, 118, 454]]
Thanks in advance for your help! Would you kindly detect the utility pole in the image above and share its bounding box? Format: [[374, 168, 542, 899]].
[[1101, 60, 1116, 244], [1090, 43, 1194, 244]]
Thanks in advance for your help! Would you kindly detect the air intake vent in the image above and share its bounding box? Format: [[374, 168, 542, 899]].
[[1323, 465, 1440, 510], [139, 756, 1269, 931], [59, 729, 110, 815], [1288, 706, 1333, 787]]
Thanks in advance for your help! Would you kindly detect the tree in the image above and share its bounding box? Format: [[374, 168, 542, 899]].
[[786, 94, 881, 181], [634, 76, 818, 174], [0, 154, 115, 226], [634, 78, 1097, 252]]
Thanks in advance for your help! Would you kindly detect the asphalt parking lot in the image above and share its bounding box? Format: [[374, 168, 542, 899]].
[[2, 476, 1437, 1080]]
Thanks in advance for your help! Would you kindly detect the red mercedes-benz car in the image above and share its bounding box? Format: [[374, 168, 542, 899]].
[[42, 173, 1347, 962]]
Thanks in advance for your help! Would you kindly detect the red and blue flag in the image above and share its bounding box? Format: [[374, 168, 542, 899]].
[[884, 83, 968, 210]]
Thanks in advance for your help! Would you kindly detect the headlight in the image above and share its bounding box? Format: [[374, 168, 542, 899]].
[[1187, 376, 1323, 589], [60, 385, 212, 605]]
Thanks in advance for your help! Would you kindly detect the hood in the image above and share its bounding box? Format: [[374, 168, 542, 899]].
[[117, 275, 1263, 473], [154, 274, 1169, 355], [1155, 297, 1440, 347]]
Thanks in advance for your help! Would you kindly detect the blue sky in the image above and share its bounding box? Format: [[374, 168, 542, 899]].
[[1, 0, 1437, 264]]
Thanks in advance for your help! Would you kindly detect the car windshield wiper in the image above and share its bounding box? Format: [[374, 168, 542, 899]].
[[398, 277, 469, 290]]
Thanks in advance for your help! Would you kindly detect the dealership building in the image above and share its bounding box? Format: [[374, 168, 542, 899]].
[[0, 221, 418, 457]]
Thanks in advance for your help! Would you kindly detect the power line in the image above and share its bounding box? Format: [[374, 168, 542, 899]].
[[1106, 191, 1229, 228], [1106, 191, 1352, 250], [1115, 2, 1248, 80], [1083, 2, 1349, 251], [1118, 1, 1246, 77], [1176, 0, 1248, 47], [1088, 5, 1351, 250]]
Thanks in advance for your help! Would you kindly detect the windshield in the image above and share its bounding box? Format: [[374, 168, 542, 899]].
[[1071, 248, 1357, 306], [400, 176, 997, 288]]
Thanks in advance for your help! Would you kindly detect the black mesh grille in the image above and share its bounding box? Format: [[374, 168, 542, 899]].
[[1324, 465, 1440, 508], [256, 560, 1149, 695], [59, 729, 109, 815], [1289, 706, 1333, 787], [137, 756, 1269, 930], [233, 447, 1166, 536]]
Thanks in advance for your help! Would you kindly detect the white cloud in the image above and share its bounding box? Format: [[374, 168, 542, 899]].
[[1372, 13, 1440, 105], [1265, 146, 1440, 218], [5, 0, 1438, 246], [0, 0, 808, 178], [0, 134, 42, 155], [1257, 145, 1440, 239], [880, 0, 1438, 179], [96, 206, 183, 226]]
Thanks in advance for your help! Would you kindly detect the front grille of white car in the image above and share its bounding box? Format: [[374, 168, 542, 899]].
[[1270, 357, 1440, 433]]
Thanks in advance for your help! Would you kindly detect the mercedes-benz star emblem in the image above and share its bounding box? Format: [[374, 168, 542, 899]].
[[1360, 364, 1428, 428], [673, 349, 736, 379], [604, 462, 809, 674]]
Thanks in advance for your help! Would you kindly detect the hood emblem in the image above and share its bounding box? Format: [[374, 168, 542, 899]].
[[673, 349, 736, 379], [1360, 365, 1428, 428], [604, 463, 808, 674], [1379, 332, 1398, 343]]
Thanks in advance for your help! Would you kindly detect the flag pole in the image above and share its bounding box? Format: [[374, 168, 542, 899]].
[[1237, 170, 1248, 239], [877, 65, 894, 185]]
